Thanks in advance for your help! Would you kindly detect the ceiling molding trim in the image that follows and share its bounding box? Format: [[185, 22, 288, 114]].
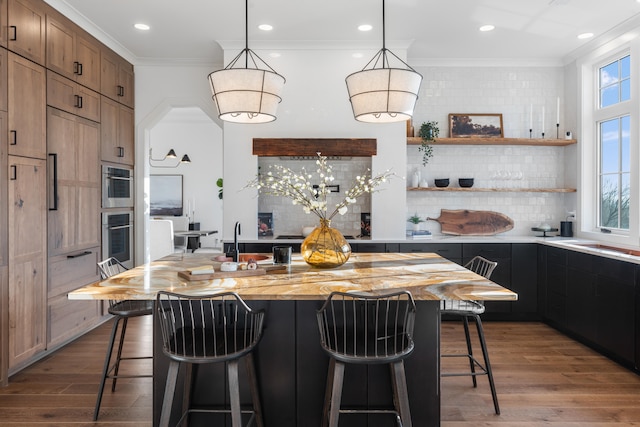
[[134, 57, 222, 68], [408, 57, 564, 68], [44, 0, 137, 63], [563, 13, 640, 64]]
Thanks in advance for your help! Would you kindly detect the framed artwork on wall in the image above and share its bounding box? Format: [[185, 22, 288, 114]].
[[150, 174, 183, 216], [449, 113, 504, 138]]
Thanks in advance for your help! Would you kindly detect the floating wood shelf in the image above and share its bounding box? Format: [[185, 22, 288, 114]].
[[406, 137, 577, 146], [407, 187, 577, 193]]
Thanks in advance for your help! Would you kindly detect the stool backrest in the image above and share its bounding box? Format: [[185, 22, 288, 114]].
[[156, 291, 265, 363], [317, 291, 416, 364], [464, 256, 497, 280], [97, 257, 128, 279]]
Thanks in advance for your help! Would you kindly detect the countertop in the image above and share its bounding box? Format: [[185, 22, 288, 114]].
[[68, 252, 517, 302], [247, 234, 640, 265]]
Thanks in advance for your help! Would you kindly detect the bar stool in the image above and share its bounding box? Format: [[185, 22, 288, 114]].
[[94, 257, 154, 421], [316, 290, 416, 427], [440, 255, 500, 414], [156, 291, 265, 427]]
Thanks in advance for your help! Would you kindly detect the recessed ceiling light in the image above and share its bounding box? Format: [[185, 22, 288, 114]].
[[577, 32, 594, 39], [258, 24, 273, 31], [358, 24, 372, 32], [352, 53, 364, 59], [269, 52, 281, 58], [479, 24, 495, 32], [134, 23, 150, 31]]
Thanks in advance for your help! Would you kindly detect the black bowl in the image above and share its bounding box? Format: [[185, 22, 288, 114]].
[[434, 178, 449, 188], [458, 178, 474, 188]]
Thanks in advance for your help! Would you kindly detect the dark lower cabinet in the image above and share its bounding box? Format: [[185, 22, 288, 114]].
[[540, 245, 637, 370]]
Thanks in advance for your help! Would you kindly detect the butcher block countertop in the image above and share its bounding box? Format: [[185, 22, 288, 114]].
[[68, 252, 517, 302]]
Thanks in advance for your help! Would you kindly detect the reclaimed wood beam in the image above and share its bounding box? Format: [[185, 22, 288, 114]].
[[252, 138, 377, 157]]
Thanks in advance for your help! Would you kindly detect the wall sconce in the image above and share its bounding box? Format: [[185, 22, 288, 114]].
[[149, 147, 191, 168]]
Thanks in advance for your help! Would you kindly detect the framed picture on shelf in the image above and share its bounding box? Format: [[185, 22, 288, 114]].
[[449, 113, 504, 138], [150, 174, 183, 216]]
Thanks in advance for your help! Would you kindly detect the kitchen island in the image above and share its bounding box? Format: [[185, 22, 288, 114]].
[[69, 252, 517, 427]]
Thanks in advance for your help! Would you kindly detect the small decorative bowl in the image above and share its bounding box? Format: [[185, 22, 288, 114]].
[[458, 178, 474, 188], [434, 178, 449, 188]]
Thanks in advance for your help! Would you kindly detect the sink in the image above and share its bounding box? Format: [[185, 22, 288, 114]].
[[572, 243, 640, 257], [238, 254, 271, 262]]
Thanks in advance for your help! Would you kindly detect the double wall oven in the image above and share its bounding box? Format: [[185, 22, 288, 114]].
[[102, 165, 134, 268]]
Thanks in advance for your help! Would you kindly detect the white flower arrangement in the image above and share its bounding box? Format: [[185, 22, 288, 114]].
[[246, 153, 394, 220]]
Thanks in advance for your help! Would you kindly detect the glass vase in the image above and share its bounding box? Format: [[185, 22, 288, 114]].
[[301, 219, 351, 268]]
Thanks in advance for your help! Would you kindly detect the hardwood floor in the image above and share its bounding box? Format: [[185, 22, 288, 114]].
[[1, 317, 640, 426]]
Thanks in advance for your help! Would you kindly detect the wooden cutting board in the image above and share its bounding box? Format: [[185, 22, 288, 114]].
[[427, 209, 514, 235]]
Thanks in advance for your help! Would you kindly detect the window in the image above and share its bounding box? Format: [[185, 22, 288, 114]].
[[599, 116, 630, 229], [597, 54, 631, 231]]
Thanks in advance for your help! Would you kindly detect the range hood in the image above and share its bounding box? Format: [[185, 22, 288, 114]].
[[253, 138, 377, 157]]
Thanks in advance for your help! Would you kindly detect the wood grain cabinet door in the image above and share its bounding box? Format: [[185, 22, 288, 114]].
[[0, 47, 7, 112], [47, 108, 100, 256], [8, 155, 47, 369], [7, 0, 45, 66], [0, 0, 7, 48], [8, 52, 45, 159], [101, 96, 134, 165], [45, 13, 75, 79]]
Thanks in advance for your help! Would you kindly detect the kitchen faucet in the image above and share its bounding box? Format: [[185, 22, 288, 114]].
[[226, 221, 241, 262]]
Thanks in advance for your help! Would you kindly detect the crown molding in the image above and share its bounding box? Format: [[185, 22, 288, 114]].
[[408, 57, 564, 68]]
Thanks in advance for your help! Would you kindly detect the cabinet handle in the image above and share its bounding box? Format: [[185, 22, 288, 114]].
[[67, 250, 92, 259], [73, 61, 83, 76], [117, 85, 124, 97], [74, 95, 83, 108], [9, 26, 16, 41], [117, 146, 124, 158], [9, 130, 16, 145], [48, 153, 58, 211], [9, 165, 16, 181]]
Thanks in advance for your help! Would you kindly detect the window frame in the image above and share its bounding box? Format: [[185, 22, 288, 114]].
[[578, 42, 639, 246]]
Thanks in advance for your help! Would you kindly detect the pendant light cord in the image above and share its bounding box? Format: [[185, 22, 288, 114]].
[[245, 0, 249, 68]]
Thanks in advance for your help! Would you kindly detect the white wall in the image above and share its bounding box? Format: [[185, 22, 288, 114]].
[[407, 65, 573, 235], [221, 46, 407, 241], [134, 64, 223, 264], [149, 108, 223, 249]]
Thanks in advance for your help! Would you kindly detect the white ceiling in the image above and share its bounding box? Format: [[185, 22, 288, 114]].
[[52, 0, 640, 65]]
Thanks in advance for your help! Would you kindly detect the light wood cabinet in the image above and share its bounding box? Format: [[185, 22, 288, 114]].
[[46, 11, 101, 92], [0, 110, 6, 386], [8, 155, 47, 370], [47, 71, 100, 122], [101, 96, 134, 165], [47, 108, 100, 256], [101, 49, 134, 108], [0, 47, 7, 112], [0, 111, 7, 269], [7, 0, 46, 66], [8, 51, 46, 159], [0, 265, 7, 386], [0, 0, 7, 48], [47, 248, 100, 347]]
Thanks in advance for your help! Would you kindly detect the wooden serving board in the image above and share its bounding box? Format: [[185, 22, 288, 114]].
[[178, 265, 287, 281], [427, 209, 514, 236]]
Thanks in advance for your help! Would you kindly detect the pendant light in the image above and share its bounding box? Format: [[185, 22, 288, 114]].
[[345, 0, 422, 123], [207, 0, 286, 124]]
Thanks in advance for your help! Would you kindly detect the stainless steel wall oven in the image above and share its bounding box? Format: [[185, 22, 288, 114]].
[[102, 211, 134, 268], [102, 165, 134, 208]]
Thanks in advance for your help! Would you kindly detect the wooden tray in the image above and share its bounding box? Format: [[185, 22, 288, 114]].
[[178, 265, 286, 281]]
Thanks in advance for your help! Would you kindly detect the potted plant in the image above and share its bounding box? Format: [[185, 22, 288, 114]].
[[407, 213, 424, 231], [418, 121, 439, 166]]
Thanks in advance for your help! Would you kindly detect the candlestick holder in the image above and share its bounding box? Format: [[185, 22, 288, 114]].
[[556, 123, 560, 139], [529, 128, 532, 139]]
